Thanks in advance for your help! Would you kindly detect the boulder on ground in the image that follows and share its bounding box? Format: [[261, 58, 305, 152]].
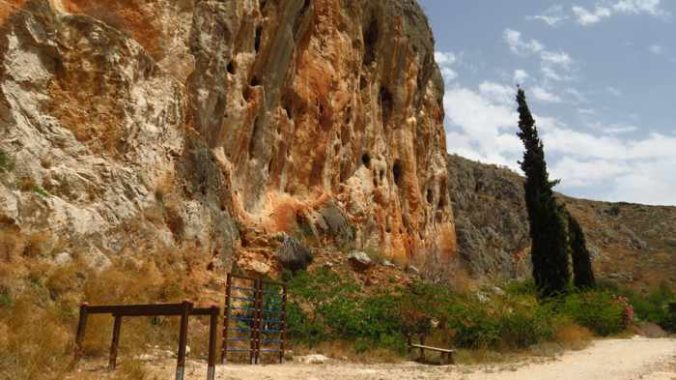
[[296, 354, 330, 364], [348, 251, 373, 270]]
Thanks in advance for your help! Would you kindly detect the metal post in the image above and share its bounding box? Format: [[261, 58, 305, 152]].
[[279, 284, 287, 364], [206, 305, 218, 380], [108, 315, 123, 370], [176, 300, 192, 380], [249, 279, 256, 365], [74, 303, 89, 364], [221, 274, 232, 364], [251, 279, 262, 365], [256, 279, 264, 364]]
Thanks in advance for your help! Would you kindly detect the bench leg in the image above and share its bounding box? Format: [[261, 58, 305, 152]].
[[419, 335, 425, 362]]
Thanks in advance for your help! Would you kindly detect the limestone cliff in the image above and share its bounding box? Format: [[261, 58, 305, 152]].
[[0, 0, 455, 276]]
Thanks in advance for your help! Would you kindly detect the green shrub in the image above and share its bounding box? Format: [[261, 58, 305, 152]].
[[503, 279, 537, 297], [286, 268, 402, 349], [498, 305, 554, 349], [0, 149, 13, 173], [287, 302, 324, 345], [32, 185, 50, 198], [447, 305, 501, 348], [627, 285, 675, 332], [561, 291, 625, 336], [285, 270, 639, 356], [0, 290, 11, 308]]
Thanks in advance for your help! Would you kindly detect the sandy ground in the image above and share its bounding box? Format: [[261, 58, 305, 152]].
[[75, 336, 675, 380]]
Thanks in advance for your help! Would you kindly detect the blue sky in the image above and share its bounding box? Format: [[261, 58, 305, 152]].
[[418, 0, 676, 205]]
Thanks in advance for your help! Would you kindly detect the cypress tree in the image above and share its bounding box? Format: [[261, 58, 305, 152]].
[[516, 88, 570, 298], [567, 213, 596, 289]]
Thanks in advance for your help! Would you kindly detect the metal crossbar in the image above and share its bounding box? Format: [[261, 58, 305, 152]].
[[221, 274, 287, 365], [230, 296, 255, 302], [74, 301, 220, 380], [231, 286, 256, 292]]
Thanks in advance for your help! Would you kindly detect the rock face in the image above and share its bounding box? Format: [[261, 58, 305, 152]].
[[0, 0, 455, 275], [446, 155, 530, 279], [447, 154, 676, 290]]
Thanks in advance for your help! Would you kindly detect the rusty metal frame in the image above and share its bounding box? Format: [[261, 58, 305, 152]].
[[74, 300, 220, 380], [221, 274, 287, 365]]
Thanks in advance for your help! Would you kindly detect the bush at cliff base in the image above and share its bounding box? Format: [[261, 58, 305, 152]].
[[623, 285, 675, 333], [284, 269, 652, 353]]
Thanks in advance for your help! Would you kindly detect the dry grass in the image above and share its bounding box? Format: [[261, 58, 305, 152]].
[[413, 249, 476, 292], [454, 348, 523, 365], [0, 227, 24, 262], [0, 297, 74, 380], [554, 319, 593, 350], [0, 223, 221, 380], [113, 359, 156, 380]]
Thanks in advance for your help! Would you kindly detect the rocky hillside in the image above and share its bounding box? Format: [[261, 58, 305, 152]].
[[0, 0, 455, 280], [447, 154, 676, 290]]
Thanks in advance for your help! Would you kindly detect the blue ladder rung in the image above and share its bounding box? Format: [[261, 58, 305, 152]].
[[230, 296, 255, 302], [259, 349, 282, 353], [227, 337, 250, 342], [233, 316, 254, 321], [231, 286, 255, 291], [229, 306, 256, 312], [225, 349, 253, 352]]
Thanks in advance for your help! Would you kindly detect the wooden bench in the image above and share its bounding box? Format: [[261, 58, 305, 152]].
[[408, 343, 455, 365]]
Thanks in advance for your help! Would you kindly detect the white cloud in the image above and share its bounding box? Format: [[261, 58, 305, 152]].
[[541, 51, 573, 67], [444, 85, 521, 170], [542, 66, 565, 81], [608, 158, 676, 205], [572, 5, 613, 25], [435, 51, 456, 66], [435, 51, 458, 82], [588, 122, 638, 134], [551, 157, 629, 187], [437, 29, 675, 205], [564, 88, 588, 103], [503, 29, 544, 55], [528, 5, 568, 27], [572, 0, 669, 26], [531, 87, 563, 103], [503, 29, 575, 83], [513, 69, 529, 84], [443, 81, 676, 205], [612, 0, 665, 15], [649, 44, 663, 54], [478, 81, 515, 106], [606, 86, 623, 96]]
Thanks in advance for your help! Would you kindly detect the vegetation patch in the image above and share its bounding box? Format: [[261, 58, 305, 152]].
[[0, 149, 13, 173], [284, 269, 658, 359]]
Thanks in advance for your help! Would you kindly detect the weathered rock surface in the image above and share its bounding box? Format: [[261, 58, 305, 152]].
[[447, 154, 676, 289], [276, 234, 313, 272], [446, 154, 530, 279], [0, 0, 455, 277]]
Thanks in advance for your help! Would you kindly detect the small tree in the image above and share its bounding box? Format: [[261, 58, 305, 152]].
[[516, 88, 570, 298], [567, 213, 596, 289]]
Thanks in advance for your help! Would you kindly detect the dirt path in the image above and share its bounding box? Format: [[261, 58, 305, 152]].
[[76, 336, 675, 379]]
